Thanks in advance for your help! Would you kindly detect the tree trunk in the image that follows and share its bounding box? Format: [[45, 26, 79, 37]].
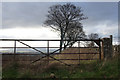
[[60, 30, 64, 53], [60, 34, 63, 53]]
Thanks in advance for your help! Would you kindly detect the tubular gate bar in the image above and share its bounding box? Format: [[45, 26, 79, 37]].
[[1, 39, 102, 66]]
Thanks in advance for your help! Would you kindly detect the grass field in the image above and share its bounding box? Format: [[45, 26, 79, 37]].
[[2, 53, 119, 78]]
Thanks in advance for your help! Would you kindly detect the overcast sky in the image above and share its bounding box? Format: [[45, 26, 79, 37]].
[[1, 2, 119, 44]]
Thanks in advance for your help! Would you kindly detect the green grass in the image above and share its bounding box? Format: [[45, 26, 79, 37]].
[[2, 62, 19, 78], [2, 54, 119, 78]]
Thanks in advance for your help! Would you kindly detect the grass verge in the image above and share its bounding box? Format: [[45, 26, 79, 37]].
[[2, 54, 119, 78]]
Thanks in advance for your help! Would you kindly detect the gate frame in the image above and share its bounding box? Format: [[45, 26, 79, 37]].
[[1, 38, 103, 66]]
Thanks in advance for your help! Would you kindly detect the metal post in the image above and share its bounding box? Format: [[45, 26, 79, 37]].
[[78, 41, 80, 65], [14, 40, 16, 61], [47, 41, 49, 64], [99, 39, 101, 60]]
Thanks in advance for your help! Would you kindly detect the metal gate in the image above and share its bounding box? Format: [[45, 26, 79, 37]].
[[1, 39, 102, 66]]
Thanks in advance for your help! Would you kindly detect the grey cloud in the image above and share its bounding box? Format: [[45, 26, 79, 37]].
[[74, 2, 118, 38], [2, 2, 118, 36], [1, 2, 118, 44], [2, 2, 118, 27], [2, 2, 57, 28], [79, 2, 118, 27]]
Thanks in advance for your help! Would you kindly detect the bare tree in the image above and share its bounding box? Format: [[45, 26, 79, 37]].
[[87, 33, 99, 47], [88, 33, 99, 39], [44, 3, 87, 52]]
